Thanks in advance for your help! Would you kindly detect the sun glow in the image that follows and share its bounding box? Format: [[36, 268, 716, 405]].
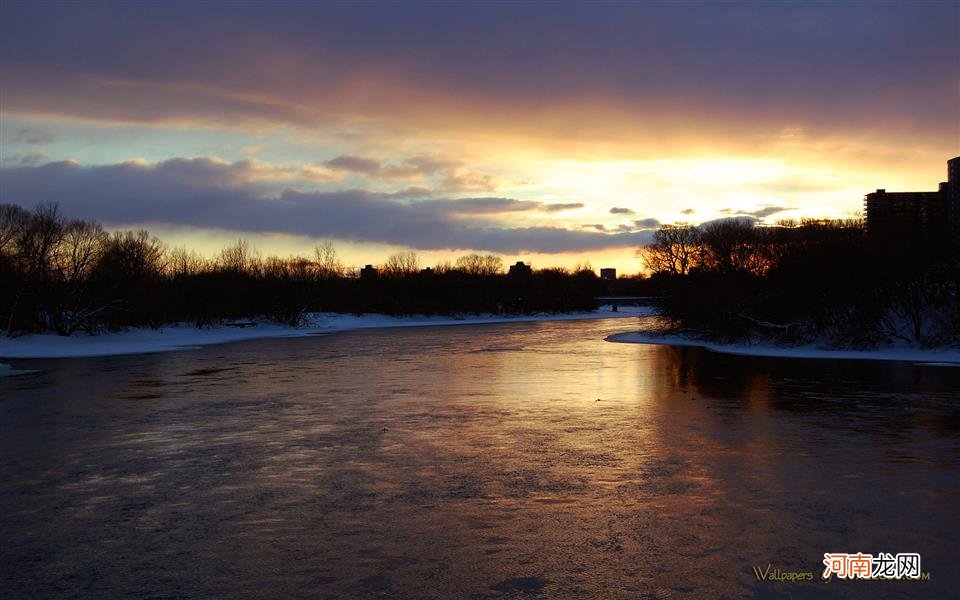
[[516, 157, 811, 223]]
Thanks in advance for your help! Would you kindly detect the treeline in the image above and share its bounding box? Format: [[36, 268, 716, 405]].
[[0, 203, 604, 337], [640, 217, 960, 347]]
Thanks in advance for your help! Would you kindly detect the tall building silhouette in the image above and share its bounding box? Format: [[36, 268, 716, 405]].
[[949, 157, 960, 248], [864, 157, 959, 246]]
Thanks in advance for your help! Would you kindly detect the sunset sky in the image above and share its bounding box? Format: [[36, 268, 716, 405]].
[[1, 1, 958, 273]]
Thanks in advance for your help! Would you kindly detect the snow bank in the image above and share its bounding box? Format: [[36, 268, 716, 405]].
[[606, 331, 960, 365], [0, 363, 37, 377], [0, 305, 654, 360]]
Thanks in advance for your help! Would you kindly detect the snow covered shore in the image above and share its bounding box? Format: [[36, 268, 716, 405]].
[[0, 305, 652, 360], [606, 331, 960, 365], [5, 305, 955, 366]]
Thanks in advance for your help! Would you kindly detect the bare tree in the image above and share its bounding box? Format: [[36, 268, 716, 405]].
[[18, 203, 67, 281], [381, 250, 420, 277], [52, 220, 111, 334], [217, 239, 260, 274], [572, 262, 595, 276], [699, 218, 762, 274], [57, 220, 108, 284], [454, 253, 503, 275], [97, 230, 168, 281], [0, 204, 31, 257], [640, 223, 701, 275], [313, 241, 344, 279], [166, 246, 207, 277]]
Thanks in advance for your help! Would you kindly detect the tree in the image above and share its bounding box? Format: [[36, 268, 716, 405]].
[[57, 220, 108, 285], [454, 253, 503, 276], [53, 220, 110, 334], [217, 239, 260, 274], [0, 204, 31, 257], [641, 223, 700, 275], [18, 203, 66, 281], [698, 218, 762, 274], [166, 246, 207, 277], [86, 230, 168, 328], [382, 250, 420, 277], [313, 241, 344, 279]]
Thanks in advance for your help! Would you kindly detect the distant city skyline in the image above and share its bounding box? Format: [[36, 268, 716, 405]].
[[1, 1, 957, 273]]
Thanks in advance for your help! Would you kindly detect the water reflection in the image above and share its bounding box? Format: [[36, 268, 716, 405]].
[[1, 319, 957, 598]]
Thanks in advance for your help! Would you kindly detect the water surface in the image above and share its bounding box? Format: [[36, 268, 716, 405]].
[[1, 319, 958, 598]]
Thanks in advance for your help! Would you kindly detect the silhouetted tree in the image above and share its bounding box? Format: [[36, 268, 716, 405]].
[[314, 241, 344, 279], [640, 223, 700, 275], [454, 253, 503, 275], [0, 203, 613, 336], [382, 250, 420, 277]]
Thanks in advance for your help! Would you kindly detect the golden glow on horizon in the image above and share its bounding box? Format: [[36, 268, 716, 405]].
[[93, 145, 958, 277], [5, 98, 955, 275]]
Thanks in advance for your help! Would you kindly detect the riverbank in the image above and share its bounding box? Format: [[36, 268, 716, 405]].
[[607, 331, 960, 365], [0, 305, 652, 360]]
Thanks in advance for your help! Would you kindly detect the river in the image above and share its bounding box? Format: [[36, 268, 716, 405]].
[[1, 319, 957, 598]]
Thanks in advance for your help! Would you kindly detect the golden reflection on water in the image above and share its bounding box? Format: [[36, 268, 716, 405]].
[[1, 319, 958, 598]]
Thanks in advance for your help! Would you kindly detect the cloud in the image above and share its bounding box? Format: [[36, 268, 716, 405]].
[[322, 155, 382, 174], [321, 154, 497, 192], [610, 207, 634, 215], [680, 208, 695, 215], [1, 159, 648, 254], [14, 128, 55, 145], [413, 197, 544, 215], [1, 3, 954, 150], [718, 206, 793, 219], [584, 218, 661, 234], [633, 218, 661, 229], [386, 186, 432, 198], [439, 171, 498, 192], [747, 206, 793, 218], [2, 152, 49, 166], [384, 156, 459, 178], [543, 202, 584, 212]]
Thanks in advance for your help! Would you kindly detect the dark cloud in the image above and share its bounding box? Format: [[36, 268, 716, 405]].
[[585, 218, 661, 234], [324, 155, 460, 179], [610, 207, 634, 215], [413, 197, 543, 215], [1, 3, 954, 143], [321, 154, 495, 192], [323, 155, 381, 174], [3, 152, 49, 166], [543, 203, 584, 212], [718, 206, 793, 219], [386, 186, 432, 198], [0, 159, 647, 253], [747, 206, 793, 219], [680, 208, 695, 215], [633, 218, 661, 229], [14, 128, 55, 145]]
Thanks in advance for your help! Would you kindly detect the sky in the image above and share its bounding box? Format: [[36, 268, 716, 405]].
[[1, 1, 958, 274]]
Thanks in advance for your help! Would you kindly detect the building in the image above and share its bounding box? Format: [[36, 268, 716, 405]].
[[864, 157, 959, 246], [949, 157, 960, 248], [600, 268, 616, 281], [508, 261, 532, 277], [359, 264, 378, 280], [864, 189, 948, 242]]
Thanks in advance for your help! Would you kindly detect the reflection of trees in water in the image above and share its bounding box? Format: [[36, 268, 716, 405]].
[[646, 344, 960, 438]]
